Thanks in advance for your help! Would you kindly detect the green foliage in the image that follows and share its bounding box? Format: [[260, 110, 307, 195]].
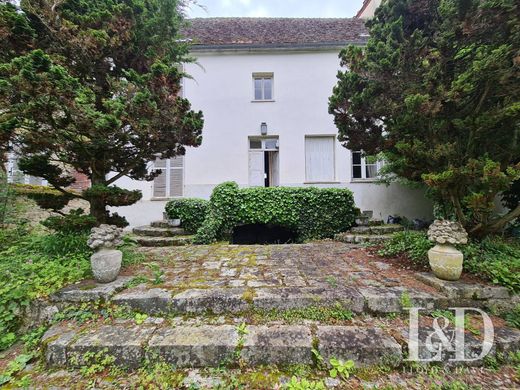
[[134, 313, 148, 325], [10, 183, 72, 212], [146, 262, 165, 285], [105, 212, 130, 228], [0, 0, 204, 225], [463, 237, 520, 292], [329, 357, 355, 381], [329, 0, 520, 236], [505, 305, 520, 329], [0, 353, 32, 386], [71, 348, 116, 377], [194, 182, 356, 244], [41, 209, 97, 233], [253, 304, 354, 324], [285, 376, 326, 390], [83, 185, 142, 207], [120, 236, 146, 267], [0, 230, 91, 351], [378, 231, 433, 265], [380, 231, 520, 292], [400, 291, 412, 309], [165, 198, 209, 233]]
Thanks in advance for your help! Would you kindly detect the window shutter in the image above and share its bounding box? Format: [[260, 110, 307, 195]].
[[169, 157, 184, 197], [153, 171, 167, 198], [153, 158, 167, 198], [152, 157, 184, 198], [305, 137, 335, 182]]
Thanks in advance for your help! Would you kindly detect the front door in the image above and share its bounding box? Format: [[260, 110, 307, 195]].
[[248, 137, 279, 187]]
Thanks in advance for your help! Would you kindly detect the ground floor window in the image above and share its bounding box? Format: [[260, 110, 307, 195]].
[[305, 136, 335, 182], [352, 151, 382, 180], [6, 153, 45, 185], [152, 156, 184, 198]]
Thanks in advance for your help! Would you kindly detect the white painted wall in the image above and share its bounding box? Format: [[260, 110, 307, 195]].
[[112, 49, 433, 227], [358, 0, 383, 19]]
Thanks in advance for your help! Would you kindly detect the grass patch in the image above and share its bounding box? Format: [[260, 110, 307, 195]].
[[250, 304, 353, 324]]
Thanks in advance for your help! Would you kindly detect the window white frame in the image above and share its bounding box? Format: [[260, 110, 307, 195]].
[[248, 136, 279, 151], [6, 150, 46, 185], [351, 151, 383, 181], [252, 73, 274, 102], [304, 135, 337, 183], [152, 156, 184, 199]]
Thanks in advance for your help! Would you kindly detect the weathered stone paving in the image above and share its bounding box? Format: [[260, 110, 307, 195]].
[[52, 243, 514, 315]]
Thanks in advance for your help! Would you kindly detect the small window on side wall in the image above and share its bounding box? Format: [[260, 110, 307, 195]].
[[352, 151, 382, 180], [253, 73, 273, 101]]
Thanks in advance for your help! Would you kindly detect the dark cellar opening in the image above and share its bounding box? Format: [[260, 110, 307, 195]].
[[231, 224, 298, 245]]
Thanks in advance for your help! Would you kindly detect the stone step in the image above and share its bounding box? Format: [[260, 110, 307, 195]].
[[132, 226, 186, 237], [54, 282, 446, 316], [150, 220, 179, 228], [134, 235, 193, 247], [334, 233, 393, 244], [350, 224, 404, 235], [43, 320, 520, 369], [44, 322, 403, 368]]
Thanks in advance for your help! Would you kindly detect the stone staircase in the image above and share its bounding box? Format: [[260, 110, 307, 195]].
[[43, 277, 520, 370], [335, 222, 404, 244], [132, 221, 194, 247]]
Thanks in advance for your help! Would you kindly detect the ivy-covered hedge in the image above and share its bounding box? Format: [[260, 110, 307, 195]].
[[165, 198, 209, 233], [194, 182, 356, 244]]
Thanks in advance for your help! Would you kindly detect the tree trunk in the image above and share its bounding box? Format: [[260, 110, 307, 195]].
[[470, 203, 520, 238], [89, 173, 107, 225]]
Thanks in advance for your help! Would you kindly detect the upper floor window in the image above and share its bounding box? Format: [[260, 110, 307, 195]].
[[253, 73, 273, 101], [352, 151, 382, 180]]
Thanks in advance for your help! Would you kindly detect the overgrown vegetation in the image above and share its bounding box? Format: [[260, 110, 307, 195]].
[[378, 231, 433, 265], [194, 182, 356, 244], [0, 0, 204, 226], [0, 230, 92, 351], [165, 198, 209, 233], [329, 0, 520, 237], [379, 231, 520, 292]]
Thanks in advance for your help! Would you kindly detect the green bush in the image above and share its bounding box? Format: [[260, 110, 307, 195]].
[[377, 231, 433, 265], [194, 182, 356, 244], [41, 209, 97, 233], [165, 198, 209, 233], [82, 184, 142, 207], [0, 230, 92, 351]]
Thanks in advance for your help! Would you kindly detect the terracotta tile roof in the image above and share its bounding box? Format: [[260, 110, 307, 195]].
[[182, 18, 369, 49]]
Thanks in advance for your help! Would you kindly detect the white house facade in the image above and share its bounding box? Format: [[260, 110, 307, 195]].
[[112, 18, 433, 227]]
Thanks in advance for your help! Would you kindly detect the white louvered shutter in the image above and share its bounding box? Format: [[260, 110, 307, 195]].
[[153, 158, 167, 198], [169, 156, 184, 197], [152, 157, 184, 198]]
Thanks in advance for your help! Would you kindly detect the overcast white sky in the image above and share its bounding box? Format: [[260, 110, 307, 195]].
[[187, 0, 364, 18]]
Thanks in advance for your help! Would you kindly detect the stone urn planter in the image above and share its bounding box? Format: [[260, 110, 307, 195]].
[[427, 220, 468, 281], [87, 224, 124, 283]]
